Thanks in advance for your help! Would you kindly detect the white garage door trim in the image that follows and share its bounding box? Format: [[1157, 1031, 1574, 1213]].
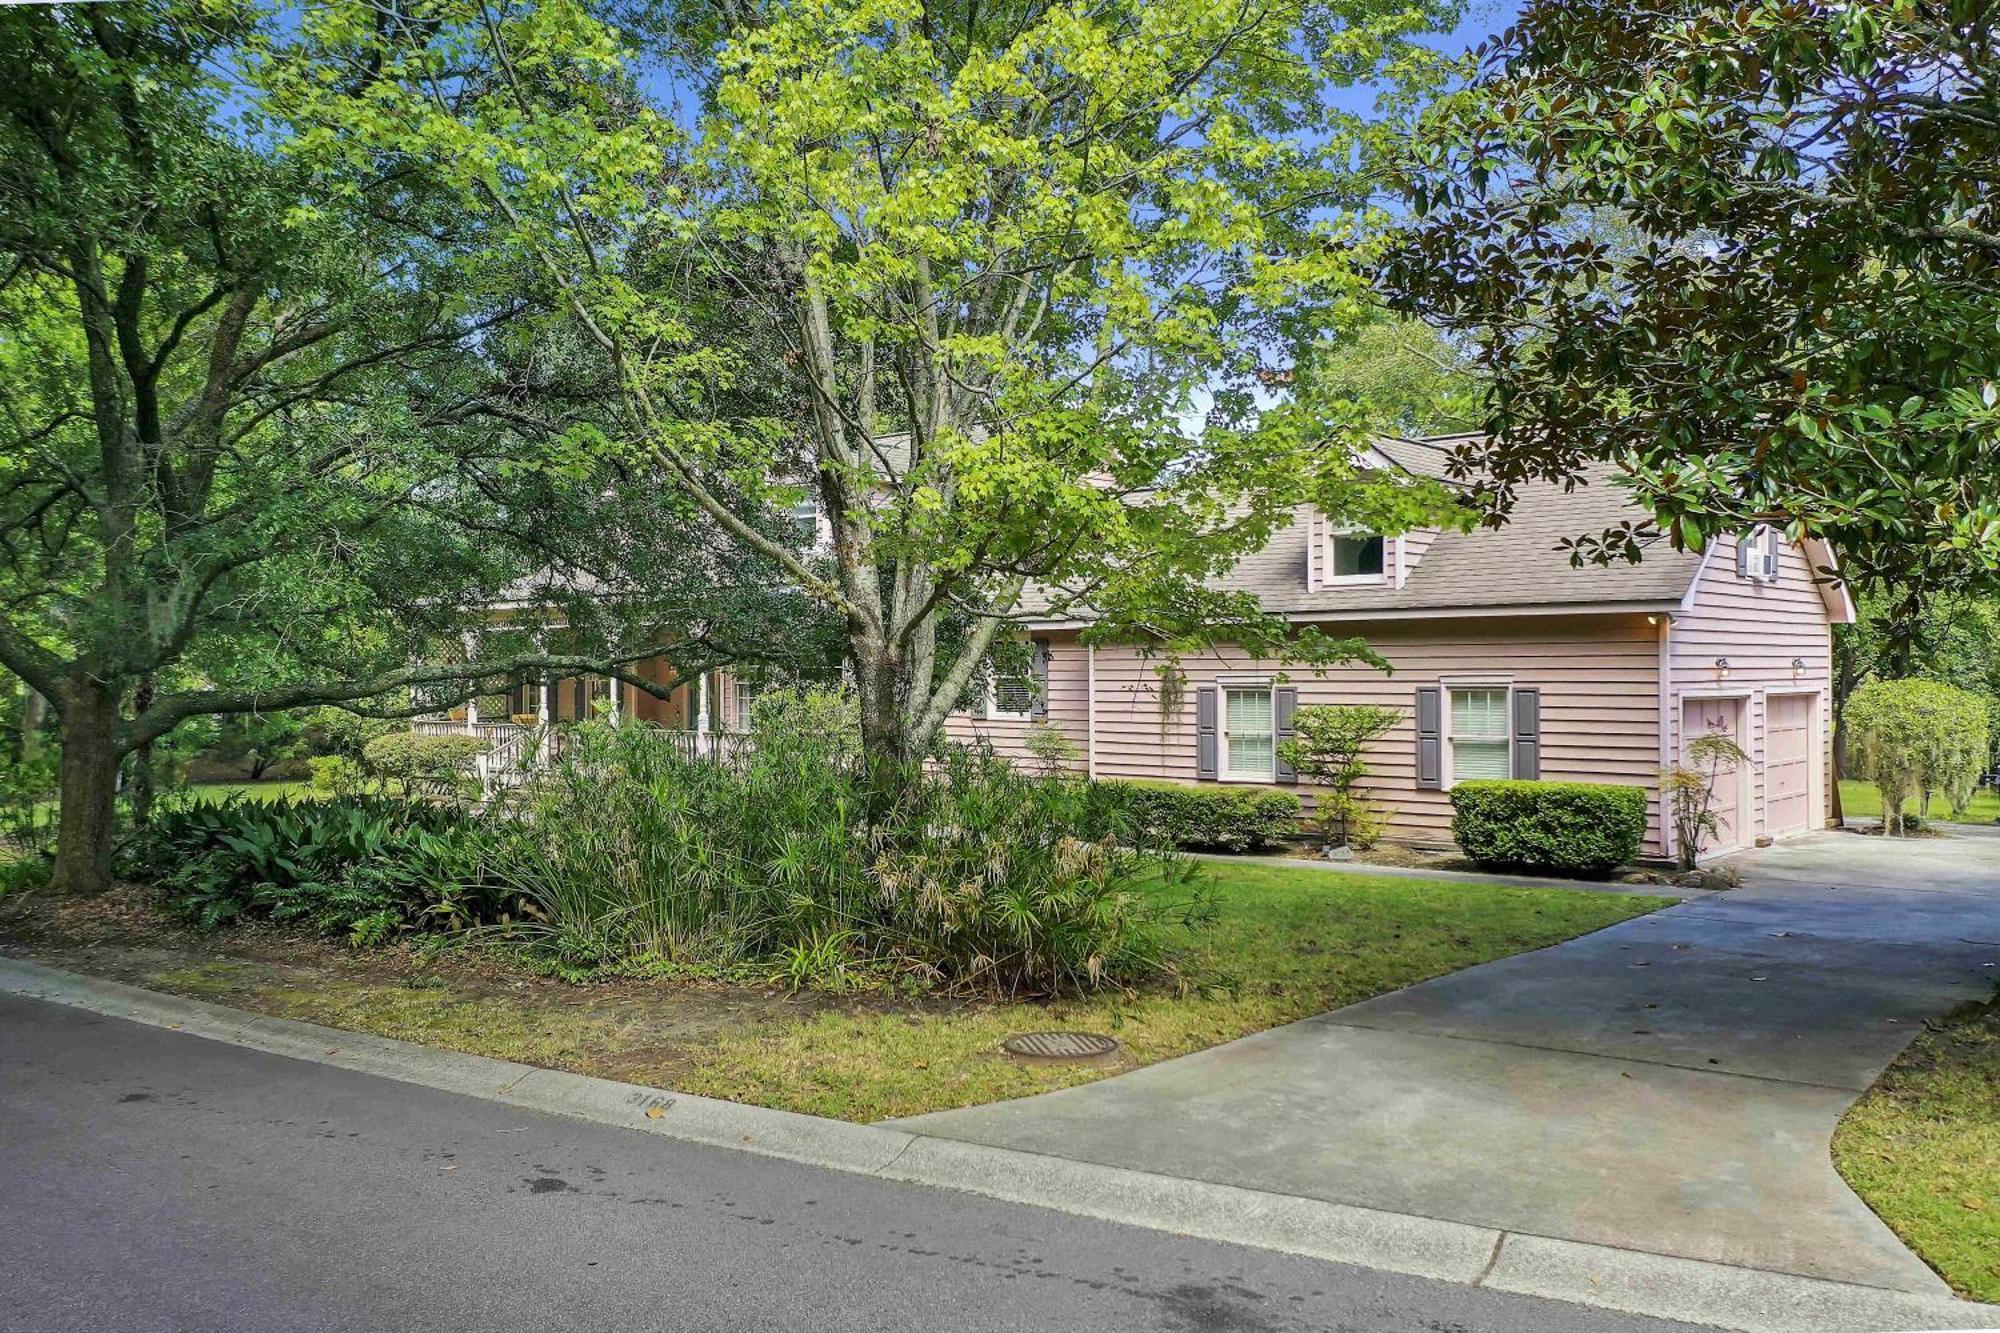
[[1678, 691, 1752, 857]]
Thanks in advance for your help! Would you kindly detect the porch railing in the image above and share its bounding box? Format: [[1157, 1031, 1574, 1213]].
[[409, 718, 751, 796]]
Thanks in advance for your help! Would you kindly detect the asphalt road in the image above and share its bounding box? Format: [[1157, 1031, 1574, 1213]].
[[0, 994, 1708, 1333]]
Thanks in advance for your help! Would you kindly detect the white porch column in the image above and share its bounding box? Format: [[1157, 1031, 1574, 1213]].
[[460, 630, 482, 736]]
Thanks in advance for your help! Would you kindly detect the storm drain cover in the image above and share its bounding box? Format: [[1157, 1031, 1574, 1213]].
[[1002, 1031, 1119, 1062]]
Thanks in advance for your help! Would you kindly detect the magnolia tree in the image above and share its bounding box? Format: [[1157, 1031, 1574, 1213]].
[[268, 0, 1471, 788], [1845, 679, 1991, 835], [1384, 0, 2000, 620]]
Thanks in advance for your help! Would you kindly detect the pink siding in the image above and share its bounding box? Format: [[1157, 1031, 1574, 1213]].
[[942, 631, 1091, 771], [1082, 615, 1666, 853], [1394, 527, 1440, 588], [1668, 536, 1836, 847]]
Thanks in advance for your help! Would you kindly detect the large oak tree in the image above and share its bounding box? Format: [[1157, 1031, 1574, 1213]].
[[0, 2, 828, 893], [1384, 0, 2000, 617]]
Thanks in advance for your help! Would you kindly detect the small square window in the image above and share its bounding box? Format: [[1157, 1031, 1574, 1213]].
[[1331, 531, 1386, 581], [1739, 527, 1779, 582]]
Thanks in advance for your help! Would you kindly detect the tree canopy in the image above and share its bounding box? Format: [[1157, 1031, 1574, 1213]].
[[0, 1, 833, 891], [268, 0, 1475, 768], [1384, 0, 2000, 617]]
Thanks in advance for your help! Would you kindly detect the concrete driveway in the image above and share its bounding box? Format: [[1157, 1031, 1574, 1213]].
[[897, 828, 2000, 1295]]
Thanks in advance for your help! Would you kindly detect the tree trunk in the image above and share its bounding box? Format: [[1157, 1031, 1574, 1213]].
[[50, 683, 123, 896]]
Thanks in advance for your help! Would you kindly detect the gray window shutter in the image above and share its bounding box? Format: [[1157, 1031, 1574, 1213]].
[[1735, 535, 1751, 578], [1030, 639, 1050, 720], [1415, 686, 1442, 790], [1196, 685, 1219, 781], [1274, 686, 1299, 784], [1512, 687, 1541, 780]]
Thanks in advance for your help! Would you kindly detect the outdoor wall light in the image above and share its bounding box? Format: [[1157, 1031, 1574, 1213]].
[[1715, 657, 1731, 678], [1792, 656, 1806, 675]]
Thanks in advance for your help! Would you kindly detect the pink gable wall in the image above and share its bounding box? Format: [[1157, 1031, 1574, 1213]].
[[1667, 535, 1837, 847]]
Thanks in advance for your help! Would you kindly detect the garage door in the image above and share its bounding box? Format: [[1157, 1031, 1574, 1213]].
[[1766, 692, 1815, 838]]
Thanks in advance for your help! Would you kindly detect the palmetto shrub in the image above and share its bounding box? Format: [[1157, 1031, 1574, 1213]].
[[495, 699, 1190, 997]]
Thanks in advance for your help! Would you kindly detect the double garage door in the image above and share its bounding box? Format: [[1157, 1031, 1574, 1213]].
[[1680, 691, 1817, 855]]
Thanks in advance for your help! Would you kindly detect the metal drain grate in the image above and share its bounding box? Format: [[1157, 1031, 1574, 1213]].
[[1002, 1031, 1119, 1061]]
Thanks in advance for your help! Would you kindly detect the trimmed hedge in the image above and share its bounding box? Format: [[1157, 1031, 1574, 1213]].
[[1092, 778, 1301, 852], [1450, 780, 1647, 877], [361, 732, 487, 793]]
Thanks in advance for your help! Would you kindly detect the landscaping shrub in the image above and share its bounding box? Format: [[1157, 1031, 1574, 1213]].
[[127, 795, 504, 943], [1846, 679, 1991, 834], [361, 732, 487, 797], [1089, 779, 1301, 852], [495, 704, 1192, 996], [1450, 780, 1647, 877]]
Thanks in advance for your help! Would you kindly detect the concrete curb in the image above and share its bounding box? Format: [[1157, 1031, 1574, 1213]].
[[4, 955, 1995, 1333]]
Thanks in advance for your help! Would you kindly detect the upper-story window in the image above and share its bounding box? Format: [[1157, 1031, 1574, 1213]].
[[789, 495, 820, 544], [1738, 526, 1779, 582], [1330, 529, 1387, 583]]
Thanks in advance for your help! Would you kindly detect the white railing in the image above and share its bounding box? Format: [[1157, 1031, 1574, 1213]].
[[408, 718, 752, 796]]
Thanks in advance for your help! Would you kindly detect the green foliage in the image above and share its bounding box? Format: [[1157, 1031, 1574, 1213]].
[[1093, 780, 1302, 854], [1023, 723, 1083, 774], [1450, 780, 1648, 877], [361, 732, 487, 797], [308, 755, 370, 799], [299, 709, 401, 762], [747, 685, 861, 764], [491, 719, 1186, 997], [1389, 0, 2000, 605], [1663, 733, 1750, 870], [268, 0, 1473, 774], [126, 795, 504, 943], [1278, 704, 1401, 850], [1303, 315, 1482, 438], [1846, 679, 1992, 835]]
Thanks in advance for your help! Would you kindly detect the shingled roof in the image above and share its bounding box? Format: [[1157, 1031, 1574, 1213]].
[[1027, 436, 1704, 625]]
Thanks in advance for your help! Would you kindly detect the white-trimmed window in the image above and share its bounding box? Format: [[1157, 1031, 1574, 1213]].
[[1447, 686, 1512, 783], [989, 670, 1036, 719], [789, 495, 820, 544], [1329, 529, 1387, 583], [1222, 685, 1277, 781], [1738, 526, 1779, 582]]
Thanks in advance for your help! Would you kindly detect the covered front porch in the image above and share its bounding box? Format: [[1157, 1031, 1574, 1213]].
[[414, 657, 751, 793]]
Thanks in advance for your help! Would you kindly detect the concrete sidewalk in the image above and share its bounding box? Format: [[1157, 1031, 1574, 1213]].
[[899, 830, 2000, 1299]]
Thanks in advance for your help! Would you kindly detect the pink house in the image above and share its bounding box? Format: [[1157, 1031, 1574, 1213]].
[[948, 437, 1856, 863]]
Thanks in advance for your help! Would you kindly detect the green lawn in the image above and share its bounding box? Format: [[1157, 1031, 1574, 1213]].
[[675, 862, 1668, 1120], [182, 779, 319, 805], [1839, 779, 2000, 826], [1834, 990, 2000, 1301], [98, 860, 1669, 1124]]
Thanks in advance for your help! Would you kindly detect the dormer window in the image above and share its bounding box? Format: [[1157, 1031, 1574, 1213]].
[[1330, 530, 1386, 583], [1737, 526, 1779, 583]]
